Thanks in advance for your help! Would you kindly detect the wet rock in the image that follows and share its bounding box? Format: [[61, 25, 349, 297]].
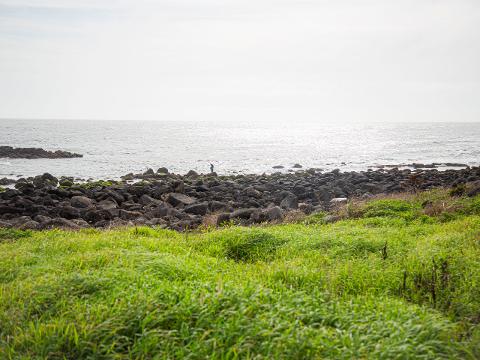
[[0, 146, 82, 159], [144, 168, 155, 176], [59, 178, 73, 187], [186, 170, 199, 178], [292, 163, 303, 169], [157, 167, 169, 174], [33, 173, 58, 188], [0, 178, 16, 186]]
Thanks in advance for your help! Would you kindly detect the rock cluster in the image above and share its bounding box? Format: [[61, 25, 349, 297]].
[[1, 166, 479, 231], [0, 146, 83, 159]]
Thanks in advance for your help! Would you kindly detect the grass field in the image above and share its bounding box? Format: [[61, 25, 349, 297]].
[[1, 190, 479, 359]]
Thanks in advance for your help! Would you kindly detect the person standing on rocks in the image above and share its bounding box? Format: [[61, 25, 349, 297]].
[[210, 163, 214, 173]]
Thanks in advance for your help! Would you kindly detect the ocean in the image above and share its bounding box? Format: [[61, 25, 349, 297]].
[[1, 119, 479, 180]]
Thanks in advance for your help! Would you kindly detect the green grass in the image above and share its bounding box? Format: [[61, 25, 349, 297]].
[[1, 192, 480, 359]]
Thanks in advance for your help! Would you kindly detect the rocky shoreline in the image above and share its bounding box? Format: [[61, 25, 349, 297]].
[[1, 166, 479, 231], [0, 146, 83, 159]]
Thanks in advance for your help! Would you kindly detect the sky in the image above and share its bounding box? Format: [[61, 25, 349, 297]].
[[0, 0, 479, 122]]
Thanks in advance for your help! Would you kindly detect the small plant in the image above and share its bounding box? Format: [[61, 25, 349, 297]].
[[0, 228, 32, 242], [79, 180, 116, 189]]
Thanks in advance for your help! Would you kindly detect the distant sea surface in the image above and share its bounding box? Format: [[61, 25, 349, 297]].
[[1, 119, 479, 180]]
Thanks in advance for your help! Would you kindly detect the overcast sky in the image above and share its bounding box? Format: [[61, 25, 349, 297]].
[[0, 0, 479, 122]]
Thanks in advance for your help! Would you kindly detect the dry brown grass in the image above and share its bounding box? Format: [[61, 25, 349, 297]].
[[282, 210, 307, 224]]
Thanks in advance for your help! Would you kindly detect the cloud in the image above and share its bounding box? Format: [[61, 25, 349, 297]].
[[0, 0, 479, 121]]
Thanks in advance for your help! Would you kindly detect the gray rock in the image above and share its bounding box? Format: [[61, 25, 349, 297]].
[[34, 215, 51, 223], [139, 194, 159, 206], [0, 220, 12, 228], [59, 205, 81, 219], [166, 193, 196, 207], [265, 206, 283, 221], [0, 178, 16, 185], [323, 215, 340, 223], [119, 210, 143, 220], [96, 200, 118, 210], [280, 194, 298, 210], [19, 220, 39, 230], [9, 216, 32, 227], [33, 173, 58, 188], [39, 218, 81, 230], [330, 197, 348, 205], [71, 196, 94, 208], [157, 167, 169, 174], [243, 186, 261, 198], [230, 208, 256, 220], [186, 170, 199, 178], [148, 203, 169, 217], [71, 219, 90, 228], [184, 202, 209, 215], [209, 200, 228, 212]]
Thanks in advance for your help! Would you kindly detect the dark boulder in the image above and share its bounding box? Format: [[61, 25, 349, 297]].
[[38, 218, 81, 230], [265, 206, 283, 221], [19, 220, 40, 230], [33, 173, 58, 188], [280, 193, 298, 210], [0, 146, 82, 159], [166, 193, 196, 207], [209, 200, 229, 212], [184, 202, 209, 215], [230, 208, 256, 220], [59, 205, 81, 219], [71, 196, 94, 208]]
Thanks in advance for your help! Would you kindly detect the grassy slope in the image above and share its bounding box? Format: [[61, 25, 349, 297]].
[[0, 191, 479, 359]]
